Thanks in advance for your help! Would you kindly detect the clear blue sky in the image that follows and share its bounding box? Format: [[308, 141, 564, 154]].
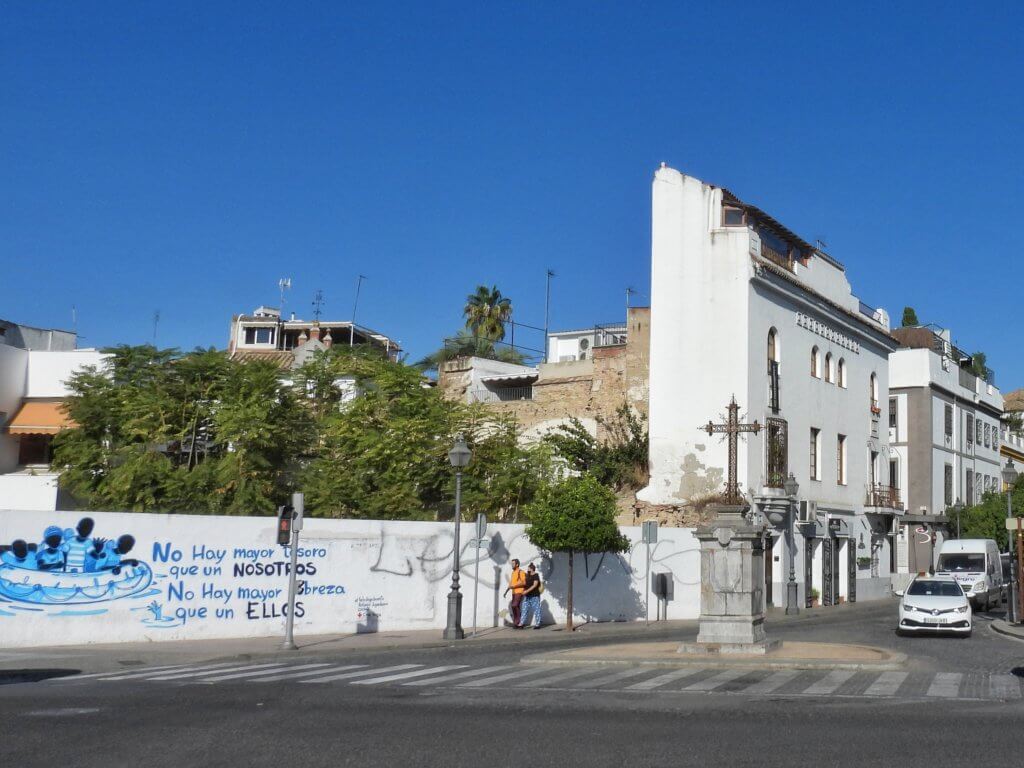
[[3, 3, 1021, 385]]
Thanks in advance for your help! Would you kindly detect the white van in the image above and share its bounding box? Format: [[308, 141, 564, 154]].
[[935, 539, 1005, 610]]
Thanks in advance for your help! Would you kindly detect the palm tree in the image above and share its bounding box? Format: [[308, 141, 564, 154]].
[[415, 330, 526, 372], [464, 285, 512, 341]]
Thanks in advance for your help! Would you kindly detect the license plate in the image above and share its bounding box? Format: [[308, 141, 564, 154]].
[[924, 617, 947, 625]]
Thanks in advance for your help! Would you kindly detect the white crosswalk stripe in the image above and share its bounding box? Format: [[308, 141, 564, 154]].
[[518, 666, 607, 688], [572, 667, 653, 689], [95, 662, 244, 681], [457, 666, 551, 688], [301, 664, 418, 684], [864, 671, 908, 697], [148, 662, 286, 681], [679, 668, 749, 692], [734, 669, 798, 695], [802, 670, 856, 696], [249, 664, 365, 683], [626, 667, 706, 691], [200, 664, 311, 683], [52, 663, 203, 682], [352, 665, 467, 685], [926, 672, 962, 698], [404, 665, 512, 686]]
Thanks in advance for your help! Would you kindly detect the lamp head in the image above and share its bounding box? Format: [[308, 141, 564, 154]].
[[783, 472, 799, 498], [1003, 458, 1018, 486], [448, 435, 472, 469]]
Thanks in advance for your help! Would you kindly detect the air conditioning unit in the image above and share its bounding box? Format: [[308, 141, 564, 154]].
[[798, 500, 818, 523]]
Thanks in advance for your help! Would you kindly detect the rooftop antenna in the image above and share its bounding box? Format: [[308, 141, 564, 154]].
[[311, 290, 324, 322], [626, 286, 637, 317], [71, 305, 77, 335], [278, 277, 292, 313], [152, 310, 161, 346], [351, 274, 367, 347], [815, 238, 828, 252], [544, 269, 556, 361]]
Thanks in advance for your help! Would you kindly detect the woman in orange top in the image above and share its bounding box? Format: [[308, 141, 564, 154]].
[[503, 559, 526, 628]]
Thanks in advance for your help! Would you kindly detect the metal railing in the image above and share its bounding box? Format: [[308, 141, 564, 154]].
[[865, 484, 903, 510], [760, 243, 794, 273], [492, 386, 534, 402]]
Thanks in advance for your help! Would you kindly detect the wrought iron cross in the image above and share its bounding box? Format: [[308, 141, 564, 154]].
[[702, 396, 761, 505]]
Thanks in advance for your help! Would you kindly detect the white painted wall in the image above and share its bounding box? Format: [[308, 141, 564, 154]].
[[0, 510, 702, 648], [0, 345, 30, 472], [26, 349, 106, 397], [0, 474, 59, 511]]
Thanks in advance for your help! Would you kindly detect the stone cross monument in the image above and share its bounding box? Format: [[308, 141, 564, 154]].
[[679, 396, 779, 655]]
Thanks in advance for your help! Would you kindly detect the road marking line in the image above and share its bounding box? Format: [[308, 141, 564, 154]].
[[96, 662, 243, 681], [863, 671, 908, 697], [740, 670, 800, 695], [458, 666, 551, 688], [571, 667, 653, 689], [353, 665, 467, 685], [678, 668, 748, 692], [404, 666, 511, 686], [926, 672, 962, 698], [626, 668, 707, 691], [801, 670, 856, 696], [52, 663, 201, 682], [988, 674, 1022, 700], [301, 664, 418, 684], [200, 664, 323, 683], [149, 662, 286, 681], [517, 667, 607, 689], [249, 665, 364, 683]]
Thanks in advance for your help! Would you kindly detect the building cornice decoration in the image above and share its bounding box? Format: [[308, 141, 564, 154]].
[[795, 312, 860, 354]]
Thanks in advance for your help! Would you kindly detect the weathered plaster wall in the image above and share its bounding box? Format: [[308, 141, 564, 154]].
[[0, 510, 701, 648]]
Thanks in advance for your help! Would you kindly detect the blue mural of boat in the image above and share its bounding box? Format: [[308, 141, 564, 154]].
[[0, 561, 154, 606]]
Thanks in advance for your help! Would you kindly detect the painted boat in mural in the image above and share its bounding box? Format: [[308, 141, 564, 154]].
[[0, 562, 153, 605]]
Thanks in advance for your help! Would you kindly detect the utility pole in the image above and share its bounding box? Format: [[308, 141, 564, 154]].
[[152, 310, 160, 346], [351, 274, 366, 347]]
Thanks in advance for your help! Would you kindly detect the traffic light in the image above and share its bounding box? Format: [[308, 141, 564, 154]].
[[277, 505, 294, 546]]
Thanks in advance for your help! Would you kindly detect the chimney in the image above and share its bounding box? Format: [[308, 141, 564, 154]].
[[290, 312, 296, 321], [323, 328, 333, 348], [298, 329, 309, 346], [309, 324, 321, 342]]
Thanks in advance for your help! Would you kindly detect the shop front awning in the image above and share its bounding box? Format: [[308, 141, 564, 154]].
[[4, 400, 74, 435]]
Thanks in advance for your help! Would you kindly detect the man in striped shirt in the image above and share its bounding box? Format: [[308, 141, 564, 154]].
[[61, 517, 95, 573]]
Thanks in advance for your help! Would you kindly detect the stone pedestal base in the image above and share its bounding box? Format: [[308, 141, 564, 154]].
[[680, 502, 773, 655]]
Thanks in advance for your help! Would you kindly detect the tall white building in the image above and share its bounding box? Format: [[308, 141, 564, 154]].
[[888, 325, 1004, 573], [637, 165, 901, 607]]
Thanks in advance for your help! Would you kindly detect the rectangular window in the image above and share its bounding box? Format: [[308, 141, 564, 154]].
[[837, 434, 846, 485], [765, 417, 788, 488], [888, 397, 897, 430], [966, 414, 974, 445], [944, 464, 953, 506], [722, 206, 746, 226], [944, 404, 953, 438], [768, 360, 780, 413], [889, 459, 898, 489], [984, 423, 991, 448], [810, 428, 820, 480], [244, 327, 275, 345], [966, 471, 974, 506], [976, 419, 983, 445]]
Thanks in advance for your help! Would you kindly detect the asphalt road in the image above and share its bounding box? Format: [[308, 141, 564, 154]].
[[3, 601, 1023, 768]]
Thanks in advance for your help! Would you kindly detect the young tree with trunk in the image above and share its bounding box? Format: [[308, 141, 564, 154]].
[[525, 474, 630, 630]]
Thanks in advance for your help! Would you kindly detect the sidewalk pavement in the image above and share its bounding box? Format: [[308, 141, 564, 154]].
[[991, 619, 1024, 642], [0, 598, 894, 676]]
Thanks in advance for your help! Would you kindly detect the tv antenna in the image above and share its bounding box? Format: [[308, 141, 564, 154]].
[[351, 274, 367, 347], [312, 289, 325, 322], [278, 277, 292, 312], [152, 310, 161, 346]]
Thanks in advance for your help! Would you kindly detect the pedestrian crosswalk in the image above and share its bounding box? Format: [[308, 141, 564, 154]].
[[48, 660, 1024, 702]]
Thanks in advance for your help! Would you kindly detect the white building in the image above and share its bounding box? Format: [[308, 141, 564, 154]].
[[0, 320, 106, 511], [546, 323, 627, 363], [637, 165, 901, 607], [888, 326, 1004, 573]]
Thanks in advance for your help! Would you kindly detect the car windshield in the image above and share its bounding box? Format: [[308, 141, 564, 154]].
[[907, 580, 964, 597], [937, 553, 985, 572]]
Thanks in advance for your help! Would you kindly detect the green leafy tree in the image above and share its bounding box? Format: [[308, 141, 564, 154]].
[[544, 405, 649, 491], [464, 285, 512, 341], [901, 307, 919, 327], [957, 480, 1023, 541], [525, 474, 630, 630], [970, 352, 989, 381]]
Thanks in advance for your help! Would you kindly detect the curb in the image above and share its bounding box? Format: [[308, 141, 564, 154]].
[[990, 620, 1024, 644]]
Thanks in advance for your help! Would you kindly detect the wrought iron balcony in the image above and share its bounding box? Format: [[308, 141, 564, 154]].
[[865, 483, 903, 510], [760, 242, 795, 273]]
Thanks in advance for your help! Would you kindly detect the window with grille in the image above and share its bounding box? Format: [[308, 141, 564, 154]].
[[967, 414, 974, 445], [889, 398, 897, 430], [810, 428, 820, 480], [966, 470, 974, 505], [976, 419, 983, 444], [765, 417, 788, 488], [944, 404, 953, 438], [837, 434, 847, 485], [984, 423, 991, 447], [944, 464, 953, 506]]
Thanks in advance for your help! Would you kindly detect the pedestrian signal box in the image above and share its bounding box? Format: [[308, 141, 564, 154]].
[[277, 505, 294, 546]]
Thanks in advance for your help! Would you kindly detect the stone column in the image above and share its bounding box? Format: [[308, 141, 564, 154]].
[[679, 503, 779, 655]]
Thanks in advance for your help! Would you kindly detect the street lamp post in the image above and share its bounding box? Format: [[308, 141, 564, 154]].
[[444, 435, 472, 640], [783, 473, 800, 615], [952, 499, 964, 539], [1003, 459, 1019, 624]]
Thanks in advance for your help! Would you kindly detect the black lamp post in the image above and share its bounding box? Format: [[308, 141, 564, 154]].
[[443, 435, 472, 640], [1003, 459, 1019, 623], [782, 473, 800, 615]]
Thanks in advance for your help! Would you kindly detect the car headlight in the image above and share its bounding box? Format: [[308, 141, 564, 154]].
[[902, 603, 918, 612], [956, 605, 969, 614], [974, 581, 986, 591]]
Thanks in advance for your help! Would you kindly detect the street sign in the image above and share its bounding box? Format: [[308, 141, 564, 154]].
[[475, 513, 487, 541], [292, 492, 304, 531], [1004, 518, 1024, 530], [642, 520, 658, 544]]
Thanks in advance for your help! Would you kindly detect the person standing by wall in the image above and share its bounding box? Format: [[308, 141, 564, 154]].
[[518, 563, 543, 629], [504, 559, 526, 628]]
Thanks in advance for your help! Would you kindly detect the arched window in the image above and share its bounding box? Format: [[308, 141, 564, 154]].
[[767, 329, 780, 412], [767, 329, 778, 364], [824, 353, 833, 383], [811, 346, 819, 378], [837, 358, 846, 388]]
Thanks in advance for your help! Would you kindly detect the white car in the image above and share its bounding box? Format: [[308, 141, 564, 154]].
[[897, 576, 972, 637]]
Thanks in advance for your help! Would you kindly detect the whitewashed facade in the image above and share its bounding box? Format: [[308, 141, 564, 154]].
[[637, 165, 901, 607]]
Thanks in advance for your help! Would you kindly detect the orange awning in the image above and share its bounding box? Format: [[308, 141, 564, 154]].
[[5, 401, 75, 435]]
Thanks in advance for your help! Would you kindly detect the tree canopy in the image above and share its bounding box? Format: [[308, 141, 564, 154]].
[[956, 480, 1023, 541], [543, 405, 648, 491], [901, 307, 919, 327], [464, 285, 512, 342]]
